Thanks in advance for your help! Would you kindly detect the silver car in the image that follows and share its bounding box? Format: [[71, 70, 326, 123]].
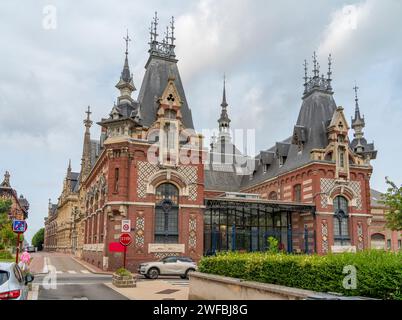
[[0, 262, 34, 300], [138, 256, 197, 280]]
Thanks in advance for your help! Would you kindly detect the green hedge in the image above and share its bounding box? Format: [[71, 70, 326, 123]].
[[0, 250, 13, 260], [198, 250, 402, 300]]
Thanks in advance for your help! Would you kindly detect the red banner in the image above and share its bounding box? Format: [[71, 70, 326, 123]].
[[108, 242, 125, 252]]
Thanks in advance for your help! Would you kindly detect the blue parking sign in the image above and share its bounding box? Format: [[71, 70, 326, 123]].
[[12, 220, 27, 233]]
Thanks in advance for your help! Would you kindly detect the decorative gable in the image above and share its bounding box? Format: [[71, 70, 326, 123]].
[[159, 77, 182, 108], [328, 106, 350, 133]]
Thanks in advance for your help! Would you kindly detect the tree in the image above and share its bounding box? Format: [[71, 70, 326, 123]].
[[380, 177, 402, 231], [32, 228, 45, 251], [0, 199, 18, 249]]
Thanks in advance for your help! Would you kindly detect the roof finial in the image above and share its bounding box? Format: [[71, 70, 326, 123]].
[[303, 59, 308, 94], [165, 25, 169, 45], [354, 81, 359, 108], [84, 106, 93, 129], [152, 11, 159, 42], [170, 16, 176, 46], [123, 29, 131, 56], [312, 51, 318, 78], [327, 53, 333, 91]]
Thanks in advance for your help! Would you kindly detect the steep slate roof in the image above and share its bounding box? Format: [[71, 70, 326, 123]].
[[204, 164, 243, 192], [137, 55, 194, 129], [90, 140, 100, 169], [68, 172, 80, 193], [240, 90, 337, 190]]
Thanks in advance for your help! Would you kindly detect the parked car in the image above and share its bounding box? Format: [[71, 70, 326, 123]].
[[138, 256, 197, 280], [0, 262, 34, 300], [26, 246, 36, 253]]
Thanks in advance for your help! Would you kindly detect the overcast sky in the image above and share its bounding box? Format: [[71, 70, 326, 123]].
[[1, 0, 401, 243]]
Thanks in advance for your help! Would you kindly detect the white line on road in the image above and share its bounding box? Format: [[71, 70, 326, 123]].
[[31, 284, 39, 300], [68, 270, 77, 274], [56, 271, 63, 274], [42, 257, 49, 273], [81, 270, 90, 274]]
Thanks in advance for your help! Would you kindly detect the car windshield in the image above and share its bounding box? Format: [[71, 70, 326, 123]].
[[0, 271, 9, 286]]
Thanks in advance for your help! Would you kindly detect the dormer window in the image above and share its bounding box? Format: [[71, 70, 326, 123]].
[[279, 156, 286, 167]]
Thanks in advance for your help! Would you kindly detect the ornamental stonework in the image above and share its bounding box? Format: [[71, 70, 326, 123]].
[[320, 178, 362, 210], [357, 222, 364, 251], [135, 213, 145, 248], [178, 166, 198, 201], [321, 220, 329, 253], [137, 161, 158, 198], [188, 215, 197, 249]]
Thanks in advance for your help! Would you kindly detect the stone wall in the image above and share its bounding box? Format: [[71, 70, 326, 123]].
[[188, 272, 319, 300]]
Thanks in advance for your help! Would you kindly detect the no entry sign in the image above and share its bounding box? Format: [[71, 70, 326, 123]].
[[121, 220, 131, 233], [119, 233, 132, 246]]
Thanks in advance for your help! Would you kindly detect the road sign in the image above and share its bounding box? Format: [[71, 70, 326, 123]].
[[12, 220, 27, 233], [119, 233, 132, 246], [121, 220, 131, 233]]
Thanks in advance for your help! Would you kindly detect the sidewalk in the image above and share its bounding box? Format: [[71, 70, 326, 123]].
[[105, 279, 189, 300]]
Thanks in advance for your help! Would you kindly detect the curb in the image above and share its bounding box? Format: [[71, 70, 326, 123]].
[[71, 256, 113, 275]]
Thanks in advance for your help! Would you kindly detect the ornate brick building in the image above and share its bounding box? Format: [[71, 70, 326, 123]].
[[45, 13, 387, 271], [0, 171, 29, 221]]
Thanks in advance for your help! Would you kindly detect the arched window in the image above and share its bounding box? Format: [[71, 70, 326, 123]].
[[333, 196, 350, 246], [155, 183, 179, 244], [268, 191, 278, 200], [293, 184, 302, 202]]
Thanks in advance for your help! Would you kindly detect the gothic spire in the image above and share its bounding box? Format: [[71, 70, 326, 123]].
[[0, 171, 11, 188], [121, 29, 132, 82], [351, 82, 365, 129], [218, 74, 231, 134], [67, 159, 72, 178], [80, 106, 92, 183], [116, 30, 136, 102]]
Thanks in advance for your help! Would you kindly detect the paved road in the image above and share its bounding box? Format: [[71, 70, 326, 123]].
[[32, 253, 128, 300]]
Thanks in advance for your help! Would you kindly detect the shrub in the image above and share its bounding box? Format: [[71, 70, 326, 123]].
[[0, 250, 13, 260], [115, 268, 132, 277], [267, 237, 279, 254], [198, 250, 402, 300]]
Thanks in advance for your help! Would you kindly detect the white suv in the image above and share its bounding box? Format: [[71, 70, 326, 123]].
[[138, 256, 197, 280]]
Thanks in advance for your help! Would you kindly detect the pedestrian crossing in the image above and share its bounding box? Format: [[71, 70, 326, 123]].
[[164, 279, 189, 287], [53, 270, 92, 275]]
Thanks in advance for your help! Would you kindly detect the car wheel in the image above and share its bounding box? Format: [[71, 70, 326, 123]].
[[144, 274, 150, 279], [184, 268, 195, 279], [147, 268, 159, 280]]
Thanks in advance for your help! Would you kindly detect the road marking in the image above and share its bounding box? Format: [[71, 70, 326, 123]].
[[68, 270, 77, 274], [31, 284, 39, 300], [42, 257, 49, 273], [56, 271, 63, 274], [81, 270, 90, 274]]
